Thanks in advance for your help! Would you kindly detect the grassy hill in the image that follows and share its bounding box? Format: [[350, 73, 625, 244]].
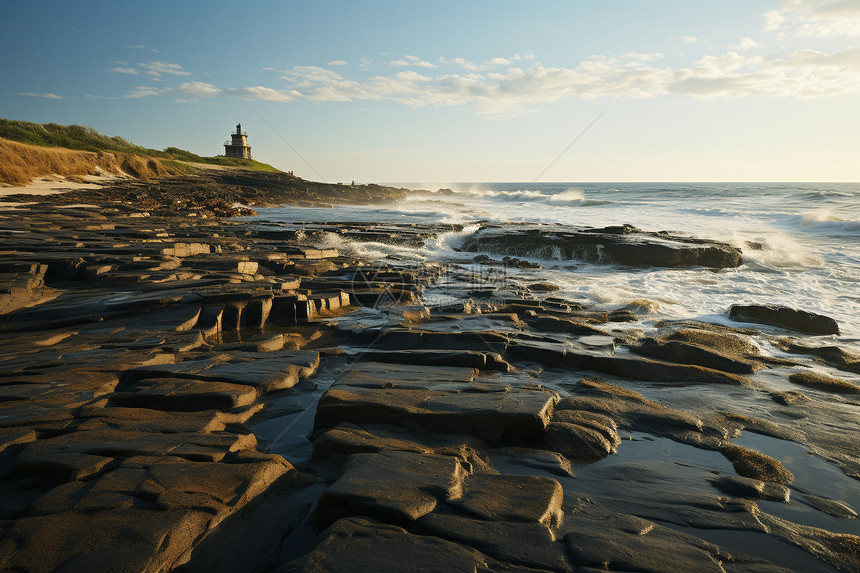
[[0, 119, 279, 185]]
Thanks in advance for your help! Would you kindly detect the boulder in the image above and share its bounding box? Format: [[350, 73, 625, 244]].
[[718, 444, 794, 484], [729, 304, 840, 335], [544, 421, 616, 460], [460, 225, 743, 269]]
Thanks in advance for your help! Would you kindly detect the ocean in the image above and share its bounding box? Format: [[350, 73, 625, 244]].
[[254, 182, 860, 346]]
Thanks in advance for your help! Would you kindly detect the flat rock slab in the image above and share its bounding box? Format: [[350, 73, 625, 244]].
[[111, 377, 259, 411], [460, 224, 743, 269], [17, 429, 257, 474], [124, 351, 320, 393], [3, 454, 292, 572], [314, 450, 468, 528], [283, 517, 503, 573], [346, 348, 513, 372], [563, 512, 727, 573], [77, 406, 229, 433], [314, 363, 558, 443], [417, 513, 571, 572], [453, 473, 563, 526]]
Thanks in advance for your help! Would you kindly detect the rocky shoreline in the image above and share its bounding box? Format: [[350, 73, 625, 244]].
[[1, 185, 860, 572]]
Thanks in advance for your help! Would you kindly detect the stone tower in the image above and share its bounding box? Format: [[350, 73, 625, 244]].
[[223, 123, 252, 159]]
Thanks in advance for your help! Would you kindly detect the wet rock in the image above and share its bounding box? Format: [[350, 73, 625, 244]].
[[800, 493, 857, 519], [555, 378, 715, 443], [719, 444, 794, 484], [523, 314, 612, 336], [563, 512, 728, 573], [551, 409, 620, 447], [16, 428, 257, 472], [0, 505, 211, 572], [510, 340, 750, 385], [709, 475, 790, 502], [632, 328, 764, 374], [161, 242, 211, 257], [454, 473, 564, 526], [313, 450, 468, 527], [417, 513, 571, 571], [110, 377, 259, 411], [788, 370, 860, 394], [544, 421, 616, 460], [729, 304, 840, 335], [124, 351, 320, 394], [527, 282, 560, 292], [461, 224, 743, 268], [313, 363, 558, 443], [771, 339, 860, 374], [283, 517, 500, 572], [489, 447, 574, 478], [0, 428, 38, 453], [77, 405, 231, 433], [2, 454, 293, 572], [346, 348, 513, 372], [770, 390, 810, 406], [312, 424, 432, 458], [624, 298, 660, 314]]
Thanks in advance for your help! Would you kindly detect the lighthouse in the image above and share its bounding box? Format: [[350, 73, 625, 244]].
[[223, 123, 252, 159]]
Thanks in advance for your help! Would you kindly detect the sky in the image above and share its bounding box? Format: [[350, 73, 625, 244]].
[[1, 0, 859, 183]]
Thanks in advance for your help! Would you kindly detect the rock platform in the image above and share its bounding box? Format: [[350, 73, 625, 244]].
[[0, 199, 858, 572]]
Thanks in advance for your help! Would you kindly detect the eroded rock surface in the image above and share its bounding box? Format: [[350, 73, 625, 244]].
[[1, 199, 858, 573]]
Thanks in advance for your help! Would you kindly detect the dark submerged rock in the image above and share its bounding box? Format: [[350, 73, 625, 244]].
[[460, 224, 743, 268], [729, 304, 840, 335]]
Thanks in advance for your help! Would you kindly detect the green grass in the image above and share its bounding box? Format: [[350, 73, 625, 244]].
[[0, 118, 280, 173]]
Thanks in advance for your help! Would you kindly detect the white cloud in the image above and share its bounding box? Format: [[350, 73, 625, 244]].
[[486, 57, 511, 67], [109, 66, 138, 74], [681, 35, 699, 43], [453, 57, 480, 71], [763, 0, 860, 37], [729, 37, 761, 50], [281, 65, 345, 87], [390, 55, 437, 68], [138, 61, 190, 77], [624, 52, 665, 62], [253, 46, 860, 113], [328, 60, 348, 66], [125, 86, 168, 98], [233, 86, 293, 102], [18, 92, 62, 99], [179, 81, 221, 97]]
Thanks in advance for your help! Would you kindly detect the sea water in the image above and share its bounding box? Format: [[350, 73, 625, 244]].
[[254, 182, 860, 345]]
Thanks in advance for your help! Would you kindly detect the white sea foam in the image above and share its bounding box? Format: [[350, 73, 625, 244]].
[[800, 209, 860, 235]]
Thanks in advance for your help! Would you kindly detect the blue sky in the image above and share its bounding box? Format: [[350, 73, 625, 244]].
[[2, 0, 859, 182]]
